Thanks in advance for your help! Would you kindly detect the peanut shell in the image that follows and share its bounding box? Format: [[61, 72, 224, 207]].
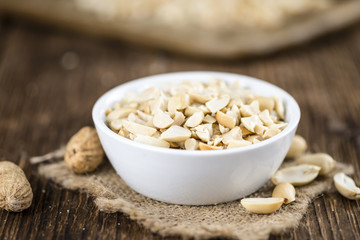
[[65, 126, 104, 173], [0, 161, 33, 212]]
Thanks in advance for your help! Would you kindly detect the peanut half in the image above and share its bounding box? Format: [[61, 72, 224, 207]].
[[296, 153, 336, 176], [333, 173, 360, 200], [241, 198, 284, 214], [272, 182, 296, 204], [286, 135, 307, 158], [272, 164, 321, 186]]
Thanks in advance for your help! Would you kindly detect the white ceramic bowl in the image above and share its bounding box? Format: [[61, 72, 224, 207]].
[[92, 72, 300, 205]]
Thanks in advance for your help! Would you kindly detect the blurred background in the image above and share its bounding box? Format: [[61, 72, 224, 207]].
[[0, 1, 360, 239], [1, 0, 360, 58]]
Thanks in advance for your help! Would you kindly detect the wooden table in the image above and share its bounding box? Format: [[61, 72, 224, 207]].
[[0, 16, 359, 240]]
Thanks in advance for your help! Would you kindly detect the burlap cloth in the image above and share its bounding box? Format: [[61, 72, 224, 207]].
[[36, 149, 353, 240]]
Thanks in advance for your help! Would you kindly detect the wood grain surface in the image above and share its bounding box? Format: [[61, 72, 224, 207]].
[[0, 16, 360, 240]]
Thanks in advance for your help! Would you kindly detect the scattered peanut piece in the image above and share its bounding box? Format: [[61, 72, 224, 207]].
[[333, 173, 360, 200], [272, 182, 296, 204], [272, 164, 321, 186], [241, 198, 284, 214], [296, 153, 336, 176], [286, 135, 308, 158]]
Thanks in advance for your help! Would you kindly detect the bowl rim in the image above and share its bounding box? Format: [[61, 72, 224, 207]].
[[92, 71, 300, 157]]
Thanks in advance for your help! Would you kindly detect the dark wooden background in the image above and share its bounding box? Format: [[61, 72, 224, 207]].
[[0, 15, 360, 240]]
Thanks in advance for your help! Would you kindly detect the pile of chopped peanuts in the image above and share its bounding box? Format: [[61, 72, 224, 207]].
[[105, 80, 287, 150]]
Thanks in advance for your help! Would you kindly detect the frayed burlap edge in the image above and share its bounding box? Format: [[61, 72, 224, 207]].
[[36, 153, 353, 240]]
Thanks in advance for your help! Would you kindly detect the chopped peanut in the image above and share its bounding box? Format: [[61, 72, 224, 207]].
[[106, 80, 287, 150]]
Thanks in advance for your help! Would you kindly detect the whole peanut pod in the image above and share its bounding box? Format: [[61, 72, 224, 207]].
[[0, 161, 33, 212], [65, 126, 104, 173]]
